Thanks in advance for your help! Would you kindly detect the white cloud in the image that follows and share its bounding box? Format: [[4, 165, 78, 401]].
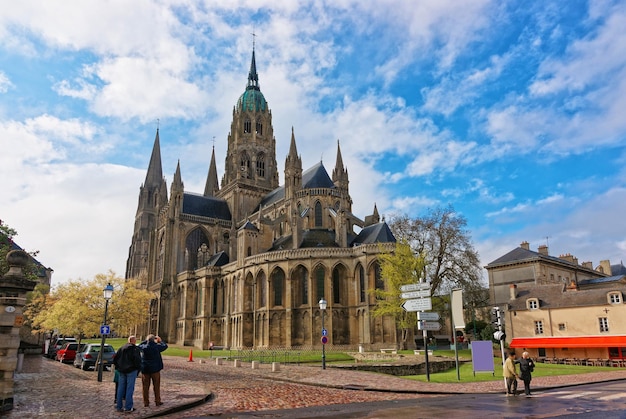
[[0, 71, 12, 93]]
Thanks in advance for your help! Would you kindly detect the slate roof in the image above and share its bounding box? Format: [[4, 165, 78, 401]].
[[508, 283, 626, 311], [182, 193, 231, 220], [239, 220, 259, 232], [486, 247, 598, 273], [204, 251, 229, 267], [611, 262, 626, 276], [578, 275, 626, 287], [351, 222, 396, 245]]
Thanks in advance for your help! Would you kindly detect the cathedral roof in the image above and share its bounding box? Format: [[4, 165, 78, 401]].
[[351, 222, 396, 245], [204, 251, 229, 267], [302, 162, 335, 188], [182, 193, 231, 220]]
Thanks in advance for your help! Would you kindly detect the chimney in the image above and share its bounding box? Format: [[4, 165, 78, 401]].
[[559, 253, 576, 264], [509, 284, 517, 300], [582, 261, 593, 270], [566, 279, 578, 291], [538, 245, 549, 255], [520, 241, 530, 250]]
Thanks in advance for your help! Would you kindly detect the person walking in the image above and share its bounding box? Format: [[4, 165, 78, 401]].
[[517, 351, 535, 396], [503, 351, 519, 396], [139, 334, 168, 407], [113, 336, 142, 413]]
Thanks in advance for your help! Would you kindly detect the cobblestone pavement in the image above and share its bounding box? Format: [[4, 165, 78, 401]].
[[10, 354, 626, 418]]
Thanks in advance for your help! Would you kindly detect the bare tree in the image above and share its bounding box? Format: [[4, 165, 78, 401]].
[[388, 205, 485, 304]]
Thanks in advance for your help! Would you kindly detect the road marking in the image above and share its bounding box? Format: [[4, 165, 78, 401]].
[[598, 393, 626, 401], [559, 391, 600, 399]]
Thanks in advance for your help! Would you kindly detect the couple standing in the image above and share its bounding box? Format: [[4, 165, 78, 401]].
[[113, 334, 168, 413], [504, 351, 535, 397]]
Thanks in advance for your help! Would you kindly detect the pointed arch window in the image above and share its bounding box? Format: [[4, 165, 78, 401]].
[[256, 152, 265, 178], [244, 119, 251, 134], [258, 272, 267, 307], [294, 265, 309, 306], [212, 281, 219, 315], [358, 264, 366, 303], [240, 152, 251, 178], [184, 228, 209, 272], [332, 267, 341, 304], [315, 266, 325, 301], [255, 119, 263, 135], [272, 269, 285, 307], [373, 261, 384, 300], [196, 283, 203, 315], [314, 201, 323, 227]]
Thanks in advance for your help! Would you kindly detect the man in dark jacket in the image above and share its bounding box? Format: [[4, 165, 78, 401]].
[[517, 351, 536, 396], [139, 334, 168, 407], [113, 336, 142, 412]]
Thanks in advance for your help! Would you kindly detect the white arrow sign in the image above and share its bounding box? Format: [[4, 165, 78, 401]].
[[417, 311, 440, 321], [400, 282, 431, 292], [402, 297, 432, 312], [401, 289, 431, 299], [418, 321, 442, 331]]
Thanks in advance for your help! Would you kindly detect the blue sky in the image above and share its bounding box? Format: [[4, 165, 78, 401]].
[[2, 0, 626, 286]]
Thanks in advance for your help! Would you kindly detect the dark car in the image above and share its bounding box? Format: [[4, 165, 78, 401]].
[[55, 342, 82, 363], [46, 337, 77, 359], [73, 343, 115, 371]]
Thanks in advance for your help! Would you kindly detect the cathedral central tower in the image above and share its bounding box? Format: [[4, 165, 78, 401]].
[[218, 47, 279, 223]]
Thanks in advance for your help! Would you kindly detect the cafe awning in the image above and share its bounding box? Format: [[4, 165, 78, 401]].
[[509, 335, 626, 348]]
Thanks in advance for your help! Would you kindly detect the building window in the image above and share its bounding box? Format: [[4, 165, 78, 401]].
[[315, 266, 325, 301], [558, 323, 566, 331], [256, 152, 265, 178], [609, 292, 622, 304], [244, 119, 251, 133], [534, 320, 544, 335], [599, 317, 609, 332], [255, 119, 263, 135], [314, 201, 323, 227], [527, 299, 538, 310]]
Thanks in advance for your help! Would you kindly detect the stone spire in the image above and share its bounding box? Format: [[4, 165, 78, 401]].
[[204, 146, 219, 197]]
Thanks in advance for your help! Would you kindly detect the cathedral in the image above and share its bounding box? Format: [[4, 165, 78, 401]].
[[125, 47, 398, 350]]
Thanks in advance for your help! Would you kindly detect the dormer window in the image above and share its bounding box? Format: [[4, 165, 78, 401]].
[[527, 298, 539, 310], [608, 292, 622, 304]]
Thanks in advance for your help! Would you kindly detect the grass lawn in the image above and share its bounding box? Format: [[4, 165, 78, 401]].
[[79, 342, 614, 383]]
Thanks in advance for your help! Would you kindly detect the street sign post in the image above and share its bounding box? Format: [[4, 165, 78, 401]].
[[401, 289, 431, 299], [100, 325, 110, 335], [402, 298, 432, 312], [418, 321, 442, 331], [400, 282, 431, 293], [417, 311, 440, 321]]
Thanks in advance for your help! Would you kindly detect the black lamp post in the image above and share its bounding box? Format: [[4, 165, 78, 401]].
[[97, 283, 114, 382], [319, 298, 327, 370]]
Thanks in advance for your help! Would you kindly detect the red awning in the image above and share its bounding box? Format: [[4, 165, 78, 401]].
[[510, 335, 626, 348]]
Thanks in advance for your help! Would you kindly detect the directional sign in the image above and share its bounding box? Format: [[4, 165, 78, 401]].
[[402, 297, 432, 312], [322, 328, 328, 337], [400, 282, 431, 293], [418, 321, 442, 331], [417, 311, 440, 321], [401, 289, 431, 299], [100, 325, 110, 335]]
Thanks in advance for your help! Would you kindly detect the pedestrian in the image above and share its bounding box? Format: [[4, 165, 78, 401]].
[[517, 351, 535, 396], [139, 334, 168, 407], [113, 367, 119, 405], [113, 336, 142, 413], [503, 351, 519, 396]]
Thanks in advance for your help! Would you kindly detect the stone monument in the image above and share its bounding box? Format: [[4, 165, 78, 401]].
[[0, 250, 36, 412]]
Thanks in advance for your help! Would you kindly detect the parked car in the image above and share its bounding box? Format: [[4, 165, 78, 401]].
[[55, 342, 82, 363], [46, 337, 77, 359], [73, 343, 115, 371]]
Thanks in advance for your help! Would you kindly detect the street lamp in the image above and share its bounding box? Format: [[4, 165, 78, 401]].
[[319, 298, 327, 370], [97, 283, 114, 382]]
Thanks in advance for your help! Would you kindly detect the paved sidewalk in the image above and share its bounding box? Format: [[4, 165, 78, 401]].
[[10, 354, 626, 418]]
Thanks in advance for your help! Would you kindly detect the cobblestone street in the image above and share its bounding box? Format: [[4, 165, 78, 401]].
[[11, 355, 626, 418]]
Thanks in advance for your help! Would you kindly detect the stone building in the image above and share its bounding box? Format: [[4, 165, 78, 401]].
[[486, 241, 626, 361], [125, 47, 398, 350]]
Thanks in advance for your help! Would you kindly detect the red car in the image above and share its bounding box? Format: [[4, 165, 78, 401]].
[[56, 342, 81, 364]]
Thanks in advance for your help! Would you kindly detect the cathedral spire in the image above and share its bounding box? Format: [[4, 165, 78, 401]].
[[247, 44, 259, 91], [172, 160, 184, 191], [332, 139, 349, 188], [204, 145, 219, 197], [145, 129, 164, 187]]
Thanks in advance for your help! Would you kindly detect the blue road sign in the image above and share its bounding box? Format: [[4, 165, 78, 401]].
[[322, 328, 328, 336], [100, 325, 110, 335], [321, 336, 328, 344]]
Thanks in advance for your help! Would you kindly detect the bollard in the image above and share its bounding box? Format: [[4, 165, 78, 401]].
[[272, 362, 280, 372], [233, 359, 241, 368], [216, 357, 223, 365], [251, 360, 259, 369]]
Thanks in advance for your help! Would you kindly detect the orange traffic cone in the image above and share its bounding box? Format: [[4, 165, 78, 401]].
[[188, 350, 194, 362]]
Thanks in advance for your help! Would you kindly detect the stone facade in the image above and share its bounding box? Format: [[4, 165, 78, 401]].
[[126, 48, 399, 350]]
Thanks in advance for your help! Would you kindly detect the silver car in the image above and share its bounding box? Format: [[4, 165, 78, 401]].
[[73, 343, 115, 371]]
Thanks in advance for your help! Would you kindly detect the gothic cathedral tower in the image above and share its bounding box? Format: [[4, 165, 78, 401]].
[[218, 46, 279, 223]]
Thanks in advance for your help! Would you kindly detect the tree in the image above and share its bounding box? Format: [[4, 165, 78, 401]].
[[388, 205, 485, 306], [371, 241, 426, 349], [30, 271, 153, 339], [23, 283, 52, 335]]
